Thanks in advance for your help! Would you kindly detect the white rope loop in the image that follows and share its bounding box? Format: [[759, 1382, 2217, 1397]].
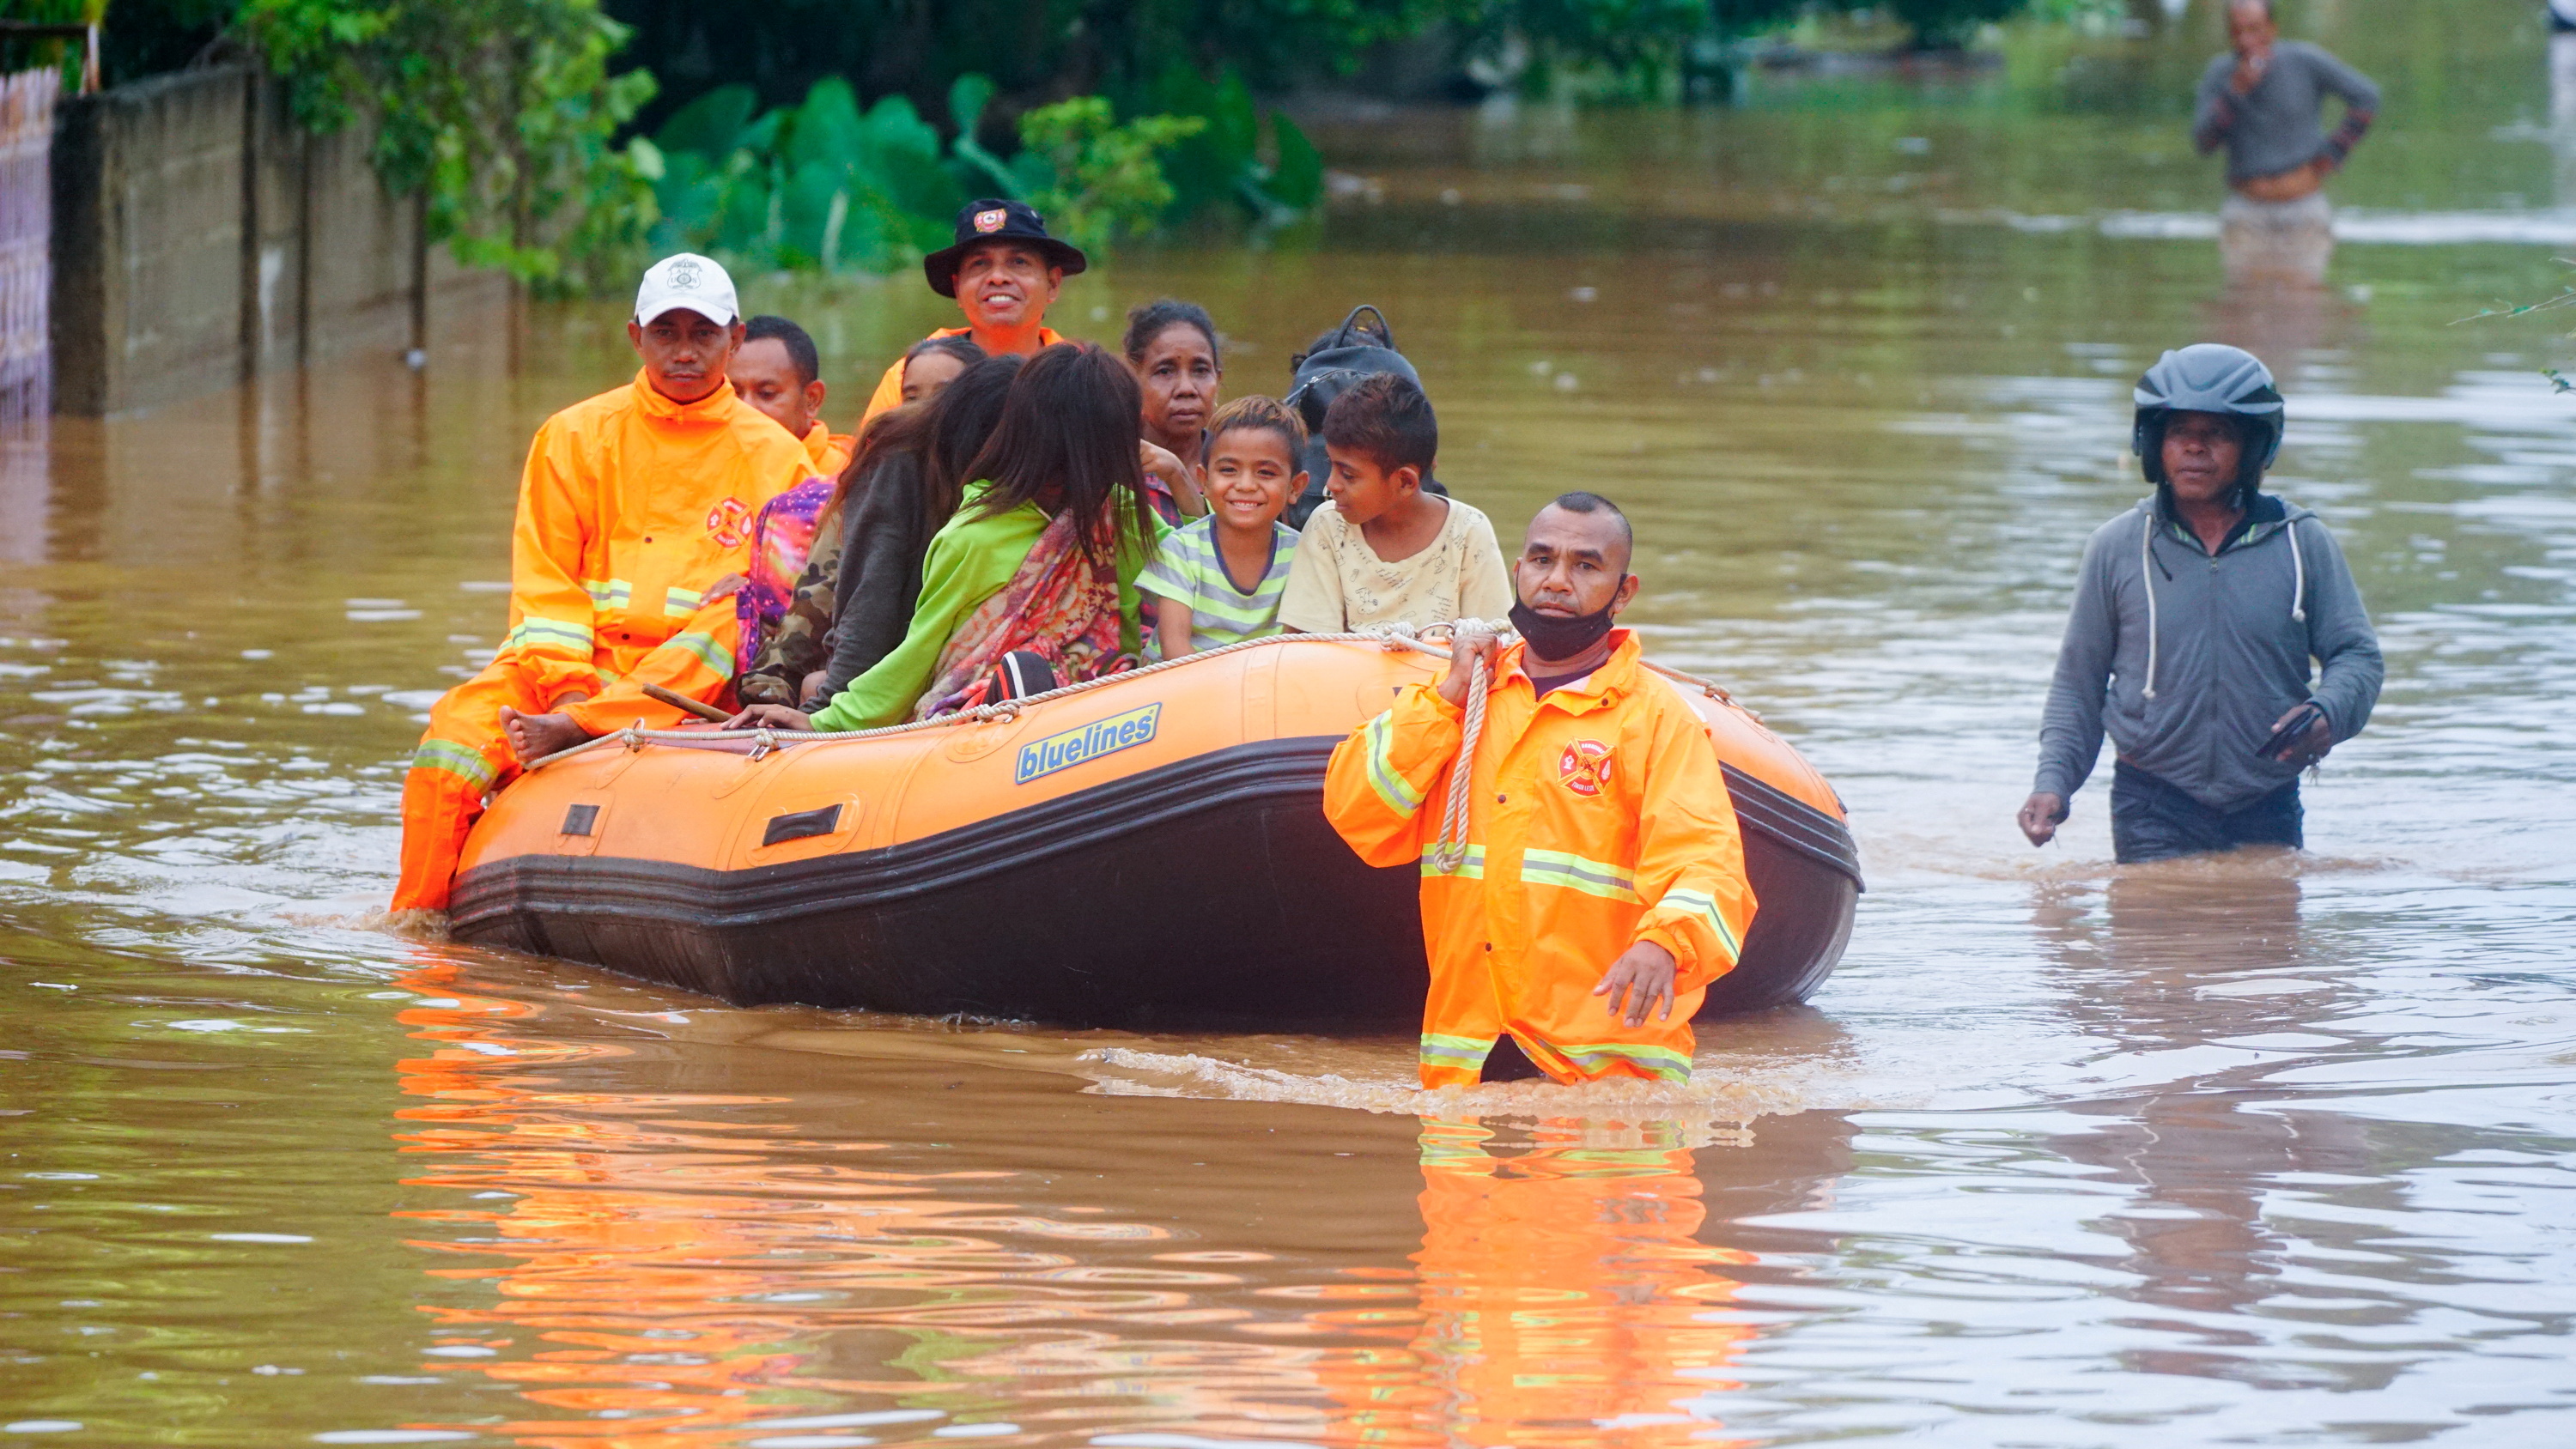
[[1422, 630, 1494, 877], [517, 619, 1729, 774]]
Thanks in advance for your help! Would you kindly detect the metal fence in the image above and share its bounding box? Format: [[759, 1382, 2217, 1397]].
[[0, 65, 58, 426]]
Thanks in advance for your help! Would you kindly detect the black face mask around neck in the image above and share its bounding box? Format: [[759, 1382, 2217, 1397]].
[[1510, 596, 1619, 664]]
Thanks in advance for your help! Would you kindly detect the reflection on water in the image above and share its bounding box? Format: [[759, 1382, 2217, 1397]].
[[2032, 868, 2334, 1329], [6, 2, 2576, 1441], [379, 964, 1840, 1447], [1395, 1119, 1754, 1448]]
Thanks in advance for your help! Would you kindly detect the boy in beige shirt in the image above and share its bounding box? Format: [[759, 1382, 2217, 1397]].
[[1278, 373, 1512, 633]]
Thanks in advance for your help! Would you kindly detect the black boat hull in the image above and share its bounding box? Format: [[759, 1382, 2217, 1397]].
[[449, 738, 1860, 1028]]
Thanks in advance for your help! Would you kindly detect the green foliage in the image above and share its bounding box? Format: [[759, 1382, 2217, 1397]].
[[2, 0, 115, 88], [85, 0, 2082, 294], [0, 0, 112, 23], [653, 76, 960, 272], [232, 0, 659, 294], [945, 73, 1052, 203], [1019, 97, 1205, 251], [1461, 0, 1734, 99], [645, 65, 1317, 277], [600, 0, 1455, 128], [1083, 0, 1453, 89], [1889, 0, 2030, 48], [1135, 64, 1324, 222]]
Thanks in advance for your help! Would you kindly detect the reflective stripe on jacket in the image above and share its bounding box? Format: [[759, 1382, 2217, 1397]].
[[502, 372, 814, 708], [1322, 631, 1759, 1088]]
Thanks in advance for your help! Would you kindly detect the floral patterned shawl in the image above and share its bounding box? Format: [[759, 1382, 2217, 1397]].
[[911, 509, 1133, 719]]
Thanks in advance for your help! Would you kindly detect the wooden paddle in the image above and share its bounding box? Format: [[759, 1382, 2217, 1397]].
[[640, 681, 735, 724]]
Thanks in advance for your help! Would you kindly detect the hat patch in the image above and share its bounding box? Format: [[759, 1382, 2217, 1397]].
[[973, 209, 1007, 234], [665, 258, 702, 290]]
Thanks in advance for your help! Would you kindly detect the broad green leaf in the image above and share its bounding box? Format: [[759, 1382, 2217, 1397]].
[[713, 162, 774, 255], [779, 160, 848, 269], [786, 76, 864, 175], [1212, 70, 1259, 161], [1268, 112, 1322, 210], [948, 73, 995, 142]]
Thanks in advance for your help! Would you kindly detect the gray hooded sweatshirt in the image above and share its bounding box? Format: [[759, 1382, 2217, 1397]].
[[2034, 494, 2382, 813]]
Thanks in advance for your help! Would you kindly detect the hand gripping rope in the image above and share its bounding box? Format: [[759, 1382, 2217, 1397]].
[[1419, 620, 1504, 879]]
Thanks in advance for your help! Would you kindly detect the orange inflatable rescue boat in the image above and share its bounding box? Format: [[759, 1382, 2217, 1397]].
[[447, 636, 1861, 1027]]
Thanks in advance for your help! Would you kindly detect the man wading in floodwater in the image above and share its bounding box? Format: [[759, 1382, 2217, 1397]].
[[1322, 493, 1758, 1088], [2195, 0, 2379, 285], [2020, 344, 2383, 864]]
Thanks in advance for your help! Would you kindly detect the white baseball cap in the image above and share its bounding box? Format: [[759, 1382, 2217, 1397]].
[[634, 252, 739, 327]]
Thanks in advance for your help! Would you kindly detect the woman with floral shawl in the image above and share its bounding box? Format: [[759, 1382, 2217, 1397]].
[[721, 343, 1164, 735]]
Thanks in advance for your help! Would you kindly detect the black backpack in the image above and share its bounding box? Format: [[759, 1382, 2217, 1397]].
[[1280, 304, 1445, 530]]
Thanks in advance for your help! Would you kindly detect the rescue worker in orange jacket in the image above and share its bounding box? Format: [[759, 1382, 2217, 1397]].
[[730, 314, 852, 476], [391, 254, 813, 913], [855, 199, 1081, 427], [1322, 492, 1759, 1088]]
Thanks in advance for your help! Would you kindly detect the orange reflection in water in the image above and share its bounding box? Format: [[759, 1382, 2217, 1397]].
[[1324, 1117, 1756, 1448], [383, 964, 1765, 1446], [389, 965, 1087, 1446]]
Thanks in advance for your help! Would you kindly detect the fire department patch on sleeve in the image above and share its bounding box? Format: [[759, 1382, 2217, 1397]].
[[705, 497, 752, 549], [1558, 740, 1613, 797]]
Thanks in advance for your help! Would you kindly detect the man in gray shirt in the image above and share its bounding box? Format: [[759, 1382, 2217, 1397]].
[[2194, 1, 2379, 283], [2018, 345, 2382, 864]]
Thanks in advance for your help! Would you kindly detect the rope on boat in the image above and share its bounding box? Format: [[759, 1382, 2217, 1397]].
[[1639, 661, 1753, 718], [525, 620, 1755, 774], [1421, 631, 1491, 878], [534, 624, 1455, 772]]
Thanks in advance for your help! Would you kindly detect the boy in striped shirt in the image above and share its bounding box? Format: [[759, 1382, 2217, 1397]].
[[1140, 397, 1307, 658]]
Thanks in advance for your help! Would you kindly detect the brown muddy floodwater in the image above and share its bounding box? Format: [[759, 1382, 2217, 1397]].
[[7, 9, 2576, 1445]]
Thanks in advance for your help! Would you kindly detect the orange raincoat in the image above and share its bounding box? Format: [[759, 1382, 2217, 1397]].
[[1323, 631, 1758, 1088], [856, 325, 1064, 425], [800, 421, 854, 477], [392, 373, 813, 911]]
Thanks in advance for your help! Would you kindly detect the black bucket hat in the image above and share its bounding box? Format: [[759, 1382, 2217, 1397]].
[[923, 199, 1088, 298]]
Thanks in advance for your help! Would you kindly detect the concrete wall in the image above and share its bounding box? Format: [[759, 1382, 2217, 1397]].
[[52, 65, 504, 416]]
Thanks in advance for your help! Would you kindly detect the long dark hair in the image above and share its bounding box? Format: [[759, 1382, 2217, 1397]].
[[966, 343, 1151, 566], [835, 404, 933, 515], [920, 354, 1021, 529]]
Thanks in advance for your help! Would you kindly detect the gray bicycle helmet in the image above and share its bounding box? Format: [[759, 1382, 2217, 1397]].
[[2133, 343, 2284, 494]]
